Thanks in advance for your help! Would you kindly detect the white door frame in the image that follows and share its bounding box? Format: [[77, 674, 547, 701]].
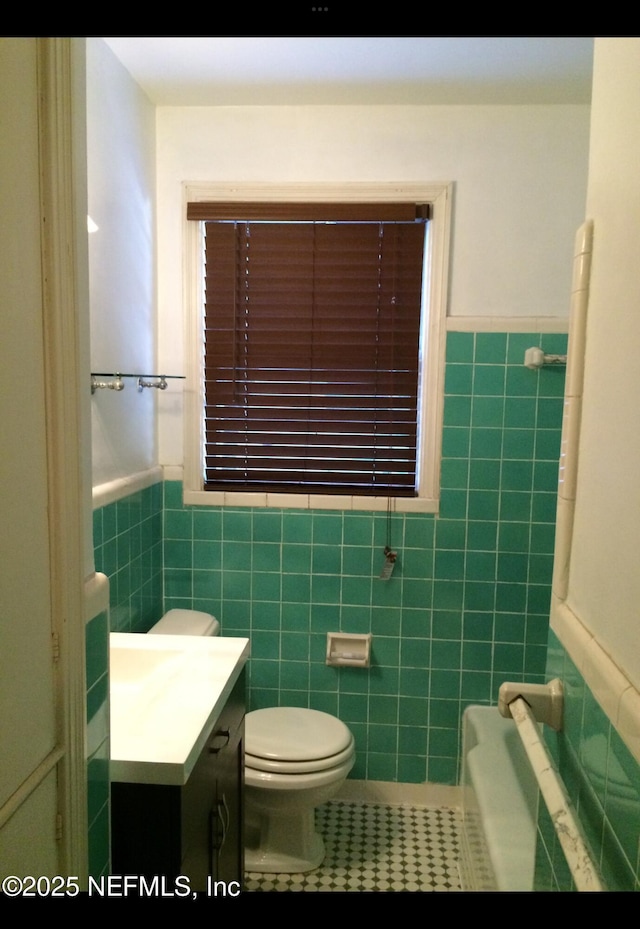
[[37, 36, 89, 883]]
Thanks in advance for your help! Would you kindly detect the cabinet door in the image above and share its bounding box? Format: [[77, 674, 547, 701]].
[[183, 671, 245, 889], [181, 738, 218, 889], [211, 722, 244, 886]]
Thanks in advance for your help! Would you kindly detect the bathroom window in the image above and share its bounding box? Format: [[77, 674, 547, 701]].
[[183, 183, 451, 512]]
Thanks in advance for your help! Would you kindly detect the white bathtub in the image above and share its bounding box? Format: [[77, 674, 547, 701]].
[[458, 705, 539, 892]]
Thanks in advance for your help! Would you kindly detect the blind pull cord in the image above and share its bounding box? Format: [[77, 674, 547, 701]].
[[379, 498, 398, 580]]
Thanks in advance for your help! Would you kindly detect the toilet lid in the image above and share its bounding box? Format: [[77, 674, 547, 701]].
[[245, 707, 353, 762], [148, 609, 219, 636]]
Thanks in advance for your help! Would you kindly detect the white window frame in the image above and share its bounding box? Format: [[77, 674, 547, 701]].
[[182, 181, 451, 513]]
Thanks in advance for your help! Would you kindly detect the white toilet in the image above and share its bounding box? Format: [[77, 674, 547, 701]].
[[244, 706, 355, 874], [147, 608, 356, 874]]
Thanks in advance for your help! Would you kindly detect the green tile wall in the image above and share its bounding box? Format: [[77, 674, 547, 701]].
[[90, 481, 164, 878], [93, 482, 164, 633], [161, 330, 568, 784], [85, 608, 110, 879], [536, 630, 640, 891]]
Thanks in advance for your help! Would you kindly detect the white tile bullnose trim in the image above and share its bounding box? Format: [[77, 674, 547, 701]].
[[551, 597, 640, 767], [92, 466, 163, 509]]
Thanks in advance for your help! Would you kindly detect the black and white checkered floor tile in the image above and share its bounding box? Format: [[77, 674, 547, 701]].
[[244, 800, 462, 892]]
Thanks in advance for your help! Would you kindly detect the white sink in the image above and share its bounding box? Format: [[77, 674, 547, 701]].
[[109, 632, 250, 786]]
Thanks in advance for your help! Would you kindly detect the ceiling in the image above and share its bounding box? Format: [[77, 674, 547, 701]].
[[102, 37, 594, 107]]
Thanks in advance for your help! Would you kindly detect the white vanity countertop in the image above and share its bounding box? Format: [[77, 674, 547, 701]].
[[109, 632, 250, 786]]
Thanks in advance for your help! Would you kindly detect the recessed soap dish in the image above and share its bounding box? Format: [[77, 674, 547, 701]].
[[326, 632, 372, 668]]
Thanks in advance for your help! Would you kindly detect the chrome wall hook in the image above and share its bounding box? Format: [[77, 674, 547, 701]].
[[91, 373, 183, 395], [137, 375, 168, 392], [91, 373, 125, 394]]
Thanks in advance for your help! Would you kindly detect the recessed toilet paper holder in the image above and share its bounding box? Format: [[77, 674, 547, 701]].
[[326, 632, 372, 668]]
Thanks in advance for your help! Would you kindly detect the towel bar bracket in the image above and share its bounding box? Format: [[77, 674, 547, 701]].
[[498, 678, 564, 731]]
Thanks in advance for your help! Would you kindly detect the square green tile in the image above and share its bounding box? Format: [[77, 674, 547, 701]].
[[429, 669, 461, 700], [472, 395, 505, 427], [252, 541, 281, 572], [443, 394, 472, 426], [280, 633, 310, 662], [504, 396, 537, 428], [431, 640, 462, 670], [470, 426, 503, 459], [193, 539, 222, 569], [473, 365, 506, 396], [506, 365, 538, 397], [441, 426, 471, 458], [434, 549, 465, 580], [501, 459, 533, 491], [252, 510, 283, 542], [432, 578, 464, 610], [468, 458, 501, 490], [312, 513, 343, 545], [281, 572, 311, 603], [475, 331, 507, 363], [444, 363, 473, 395], [223, 510, 252, 541], [252, 571, 281, 601], [446, 331, 474, 362], [399, 666, 430, 697], [467, 490, 500, 521], [342, 514, 374, 546], [398, 695, 429, 726], [282, 512, 313, 543], [193, 508, 222, 540], [440, 458, 469, 489], [282, 542, 312, 574], [435, 518, 466, 550], [281, 601, 310, 630], [439, 489, 468, 519], [502, 428, 535, 460], [400, 637, 430, 668], [313, 544, 342, 575]]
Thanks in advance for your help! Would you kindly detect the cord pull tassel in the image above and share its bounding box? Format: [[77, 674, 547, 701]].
[[379, 546, 397, 580]]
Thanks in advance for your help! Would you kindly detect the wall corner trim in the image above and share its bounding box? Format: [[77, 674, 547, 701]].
[[551, 597, 640, 766]]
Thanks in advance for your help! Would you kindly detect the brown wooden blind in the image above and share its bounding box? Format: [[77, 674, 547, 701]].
[[196, 205, 428, 496]]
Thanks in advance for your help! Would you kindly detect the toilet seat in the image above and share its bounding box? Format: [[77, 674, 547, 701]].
[[245, 707, 353, 766], [245, 707, 355, 774], [245, 739, 355, 775]]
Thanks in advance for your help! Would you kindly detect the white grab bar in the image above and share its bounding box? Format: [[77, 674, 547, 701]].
[[508, 695, 604, 892]]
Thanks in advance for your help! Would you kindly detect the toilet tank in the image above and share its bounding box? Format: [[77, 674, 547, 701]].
[[148, 609, 220, 636]]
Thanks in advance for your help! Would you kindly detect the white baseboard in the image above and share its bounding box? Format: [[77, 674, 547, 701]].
[[336, 779, 462, 809]]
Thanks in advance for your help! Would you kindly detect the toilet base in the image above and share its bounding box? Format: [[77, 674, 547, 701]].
[[244, 806, 325, 873]]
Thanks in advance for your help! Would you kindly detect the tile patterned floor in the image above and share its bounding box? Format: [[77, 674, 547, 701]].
[[244, 800, 462, 892]]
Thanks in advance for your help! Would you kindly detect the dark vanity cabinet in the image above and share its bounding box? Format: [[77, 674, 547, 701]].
[[111, 671, 245, 892]]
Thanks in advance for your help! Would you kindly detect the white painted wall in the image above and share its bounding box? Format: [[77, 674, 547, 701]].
[[156, 102, 590, 467], [566, 39, 640, 688], [86, 38, 157, 487]]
